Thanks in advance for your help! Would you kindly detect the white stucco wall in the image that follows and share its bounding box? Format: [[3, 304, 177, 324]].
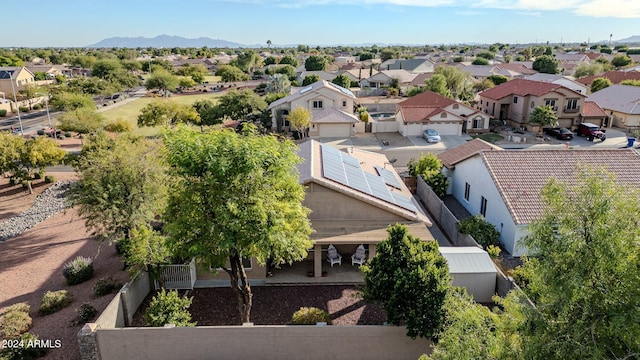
[[451, 156, 522, 256]]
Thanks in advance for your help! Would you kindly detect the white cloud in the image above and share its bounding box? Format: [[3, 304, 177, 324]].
[[225, 0, 640, 17]]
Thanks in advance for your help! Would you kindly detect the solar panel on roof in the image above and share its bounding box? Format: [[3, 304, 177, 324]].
[[375, 166, 403, 189], [364, 172, 396, 204], [391, 193, 418, 213], [345, 164, 371, 194], [300, 86, 313, 94], [342, 153, 361, 168]]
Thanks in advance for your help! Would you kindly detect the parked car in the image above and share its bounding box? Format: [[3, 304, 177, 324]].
[[545, 127, 574, 140], [423, 129, 441, 143], [577, 123, 606, 141]]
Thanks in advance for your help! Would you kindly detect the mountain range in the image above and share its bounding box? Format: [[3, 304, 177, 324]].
[[87, 35, 245, 48]]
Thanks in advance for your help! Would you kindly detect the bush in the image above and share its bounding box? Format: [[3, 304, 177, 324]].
[[291, 307, 330, 325], [39, 290, 73, 315], [0, 332, 49, 359], [457, 215, 500, 249], [19, 106, 29, 113], [76, 303, 97, 324], [104, 118, 133, 133], [0, 303, 32, 339], [43, 175, 55, 184], [32, 104, 43, 110], [36, 129, 45, 136], [143, 289, 195, 327], [0, 109, 6, 117], [62, 256, 94, 285], [93, 277, 123, 297]]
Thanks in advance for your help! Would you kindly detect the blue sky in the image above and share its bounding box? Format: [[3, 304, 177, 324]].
[[5, 0, 639, 47]]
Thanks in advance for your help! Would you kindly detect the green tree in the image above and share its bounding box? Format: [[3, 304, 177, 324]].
[[433, 66, 474, 101], [302, 74, 321, 86], [519, 167, 640, 359], [408, 153, 449, 198], [230, 50, 259, 73], [278, 55, 298, 67], [163, 126, 313, 323], [573, 63, 604, 78], [0, 132, 24, 176], [304, 55, 327, 71], [457, 215, 500, 249], [362, 224, 450, 339], [380, 48, 399, 62], [532, 55, 559, 74], [288, 106, 311, 138], [49, 91, 94, 111], [611, 54, 632, 68], [145, 69, 180, 96], [215, 64, 250, 82], [213, 89, 267, 122], [487, 74, 508, 86], [621, 79, 640, 86], [472, 57, 489, 65], [590, 77, 612, 93], [143, 289, 195, 327], [477, 51, 495, 60], [57, 107, 105, 135], [265, 74, 290, 94], [528, 105, 558, 135], [68, 134, 168, 244], [331, 74, 351, 89], [192, 99, 221, 126], [175, 64, 208, 83], [17, 137, 66, 187], [137, 100, 200, 127], [424, 74, 452, 98]]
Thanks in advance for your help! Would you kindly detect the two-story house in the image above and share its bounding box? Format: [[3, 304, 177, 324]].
[[587, 84, 640, 132], [477, 78, 587, 130], [267, 80, 358, 138], [395, 90, 492, 136], [0, 67, 36, 99]]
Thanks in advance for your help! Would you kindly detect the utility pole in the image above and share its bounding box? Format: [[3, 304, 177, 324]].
[[8, 68, 24, 135]]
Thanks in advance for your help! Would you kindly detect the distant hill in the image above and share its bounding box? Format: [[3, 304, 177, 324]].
[[616, 35, 640, 44], [87, 34, 245, 48]]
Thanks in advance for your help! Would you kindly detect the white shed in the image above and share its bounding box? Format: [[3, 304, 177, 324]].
[[439, 247, 497, 303]]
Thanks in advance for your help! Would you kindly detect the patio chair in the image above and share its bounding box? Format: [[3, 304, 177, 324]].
[[351, 244, 367, 266], [326, 245, 342, 267]]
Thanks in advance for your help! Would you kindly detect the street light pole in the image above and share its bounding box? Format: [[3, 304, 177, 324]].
[[44, 93, 55, 139], [8, 68, 24, 135]]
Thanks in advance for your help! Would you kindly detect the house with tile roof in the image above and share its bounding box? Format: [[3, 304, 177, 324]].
[[379, 58, 436, 73], [438, 143, 640, 256], [525, 73, 589, 95], [395, 90, 492, 136], [360, 70, 418, 92], [453, 64, 526, 81], [477, 78, 587, 130], [580, 101, 610, 127], [587, 84, 640, 132], [576, 70, 640, 87], [267, 80, 359, 138]]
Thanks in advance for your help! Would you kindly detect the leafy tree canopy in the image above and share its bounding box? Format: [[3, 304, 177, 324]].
[[590, 77, 612, 93], [137, 100, 200, 127], [532, 55, 559, 74]]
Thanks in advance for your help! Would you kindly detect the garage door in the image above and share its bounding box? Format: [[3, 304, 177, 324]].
[[425, 123, 461, 136], [557, 118, 573, 128], [318, 124, 351, 137]]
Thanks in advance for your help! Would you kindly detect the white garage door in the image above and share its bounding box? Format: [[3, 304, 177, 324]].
[[318, 124, 351, 137], [425, 123, 461, 136]]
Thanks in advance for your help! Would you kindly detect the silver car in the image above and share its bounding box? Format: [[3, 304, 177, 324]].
[[423, 129, 441, 143]]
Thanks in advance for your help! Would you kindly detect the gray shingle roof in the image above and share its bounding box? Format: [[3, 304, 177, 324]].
[[587, 84, 640, 115]]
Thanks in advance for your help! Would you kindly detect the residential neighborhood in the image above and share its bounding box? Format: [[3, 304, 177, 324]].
[[1, 6, 640, 359]]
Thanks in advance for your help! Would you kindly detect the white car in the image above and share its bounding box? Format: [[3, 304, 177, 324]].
[[423, 129, 441, 143]]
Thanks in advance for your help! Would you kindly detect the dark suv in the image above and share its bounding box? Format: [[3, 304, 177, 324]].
[[545, 127, 574, 140], [577, 123, 606, 141]]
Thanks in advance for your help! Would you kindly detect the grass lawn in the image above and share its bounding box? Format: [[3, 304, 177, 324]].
[[203, 75, 221, 83], [100, 93, 221, 136], [470, 133, 504, 144]]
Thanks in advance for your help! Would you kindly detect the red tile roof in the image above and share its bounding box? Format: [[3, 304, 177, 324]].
[[482, 149, 640, 224], [437, 139, 501, 169], [397, 91, 457, 123], [576, 71, 640, 85], [581, 101, 608, 118], [478, 78, 563, 100]]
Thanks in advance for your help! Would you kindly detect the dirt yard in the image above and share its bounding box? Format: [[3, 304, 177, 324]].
[[0, 166, 129, 360]]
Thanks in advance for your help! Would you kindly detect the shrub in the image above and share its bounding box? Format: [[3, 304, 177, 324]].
[[487, 245, 502, 259], [143, 289, 195, 327], [104, 118, 133, 133], [44, 175, 55, 184], [457, 215, 500, 249], [21, 180, 30, 190], [62, 256, 94, 285], [36, 129, 45, 136], [64, 132, 72, 138], [39, 290, 73, 315], [19, 106, 29, 112], [0, 303, 32, 339], [0, 109, 6, 117], [93, 277, 123, 297], [0, 332, 49, 359], [32, 103, 43, 110], [291, 307, 330, 325], [76, 303, 98, 324]]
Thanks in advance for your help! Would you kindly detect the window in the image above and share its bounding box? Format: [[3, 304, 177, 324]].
[[544, 99, 556, 108], [513, 96, 518, 104], [313, 100, 323, 109], [480, 100, 483, 105], [566, 98, 578, 110], [464, 182, 470, 201], [480, 196, 488, 217], [440, 112, 447, 118], [342, 100, 347, 107], [472, 117, 484, 129]]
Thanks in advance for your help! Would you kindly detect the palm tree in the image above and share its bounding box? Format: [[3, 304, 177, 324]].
[[529, 105, 558, 136], [266, 40, 272, 49]]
